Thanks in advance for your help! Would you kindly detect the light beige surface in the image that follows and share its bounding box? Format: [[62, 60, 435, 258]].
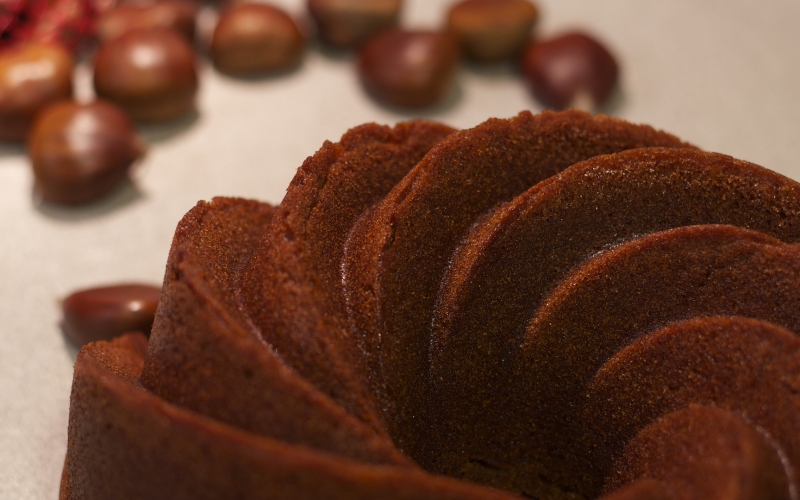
[[1, 0, 799, 498]]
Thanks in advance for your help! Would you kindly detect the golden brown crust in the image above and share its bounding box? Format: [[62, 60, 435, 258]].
[[608, 404, 790, 500], [239, 120, 455, 432], [513, 226, 800, 495], [590, 317, 800, 498], [341, 109, 693, 464], [140, 197, 409, 465], [429, 148, 800, 485], [598, 479, 676, 500], [64, 334, 519, 500]]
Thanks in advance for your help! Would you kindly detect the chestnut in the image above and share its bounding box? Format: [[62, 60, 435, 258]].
[[61, 283, 162, 347], [211, 3, 304, 75], [0, 43, 73, 142], [96, 0, 199, 43], [446, 0, 538, 62], [521, 31, 619, 111], [28, 100, 146, 205], [308, 0, 402, 48], [93, 28, 198, 122], [358, 29, 460, 108]]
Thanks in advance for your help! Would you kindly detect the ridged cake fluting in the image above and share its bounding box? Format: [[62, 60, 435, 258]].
[[63, 111, 800, 500]]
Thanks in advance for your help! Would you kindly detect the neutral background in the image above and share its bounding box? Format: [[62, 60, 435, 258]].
[[1, 0, 799, 497]]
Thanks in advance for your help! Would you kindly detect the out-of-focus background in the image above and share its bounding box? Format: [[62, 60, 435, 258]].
[[0, 0, 798, 497]]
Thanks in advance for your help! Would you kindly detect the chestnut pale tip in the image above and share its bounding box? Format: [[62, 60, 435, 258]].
[[521, 31, 619, 112]]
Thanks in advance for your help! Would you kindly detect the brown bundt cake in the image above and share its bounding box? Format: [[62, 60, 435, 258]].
[[62, 110, 800, 499]]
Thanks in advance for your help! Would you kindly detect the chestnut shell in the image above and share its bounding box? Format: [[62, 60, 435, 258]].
[[62, 283, 162, 347], [358, 29, 460, 108], [97, 0, 199, 43], [0, 43, 73, 142], [211, 3, 304, 75], [93, 28, 198, 122], [28, 100, 146, 205], [521, 32, 619, 110]]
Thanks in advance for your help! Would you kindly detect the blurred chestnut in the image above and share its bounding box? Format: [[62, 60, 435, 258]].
[[93, 28, 198, 122], [308, 0, 401, 48], [62, 283, 162, 347], [521, 31, 619, 111], [0, 43, 72, 142], [97, 0, 199, 43], [358, 29, 460, 108], [447, 0, 538, 62], [211, 3, 304, 75], [29, 100, 146, 205]]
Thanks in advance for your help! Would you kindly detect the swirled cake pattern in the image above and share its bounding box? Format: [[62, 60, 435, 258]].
[[63, 111, 800, 499]]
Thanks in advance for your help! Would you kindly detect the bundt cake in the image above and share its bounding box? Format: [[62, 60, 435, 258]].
[[62, 110, 800, 499]]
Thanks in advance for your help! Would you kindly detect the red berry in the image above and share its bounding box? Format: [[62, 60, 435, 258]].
[[1, 0, 107, 53]]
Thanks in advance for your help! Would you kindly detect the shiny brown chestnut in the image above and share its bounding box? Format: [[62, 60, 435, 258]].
[[358, 29, 460, 108], [308, 0, 402, 48], [521, 31, 619, 111], [97, 0, 199, 43], [93, 28, 198, 122], [0, 43, 73, 142], [62, 283, 161, 347], [211, 3, 304, 75], [29, 100, 146, 205], [447, 0, 538, 62]]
